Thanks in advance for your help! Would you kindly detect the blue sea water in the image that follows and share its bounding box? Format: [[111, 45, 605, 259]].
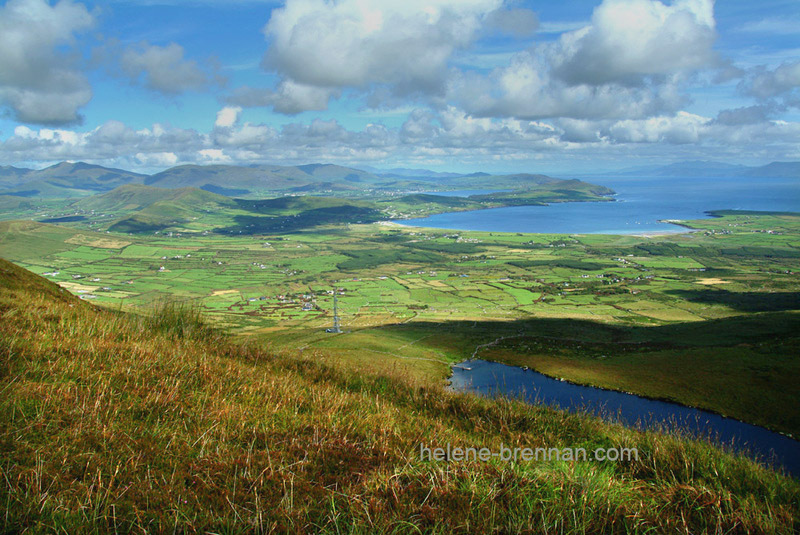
[[403, 176, 800, 234]]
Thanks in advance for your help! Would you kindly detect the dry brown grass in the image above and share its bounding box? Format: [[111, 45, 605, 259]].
[[1, 258, 798, 533]]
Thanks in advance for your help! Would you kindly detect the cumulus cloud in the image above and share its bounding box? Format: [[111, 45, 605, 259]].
[[553, 0, 716, 86], [714, 104, 780, 126], [3, 106, 799, 172], [232, 0, 503, 113], [134, 151, 179, 168], [265, 0, 499, 88], [227, 81, 336, 115], [450, 0, 716, 122], [452, 52, 686, 120], [228, 0, 720, 122], [120, 42, 214, 95], [607, 111, 709, 144], [215, 106, 241, 128], [0, 0, 95, 125], [741, 60, 800, 100], [555, 118, 605, 143]]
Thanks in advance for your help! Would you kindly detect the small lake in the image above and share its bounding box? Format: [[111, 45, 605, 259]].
[[450, 359, 800, 476], [403, 176, 800, 234]]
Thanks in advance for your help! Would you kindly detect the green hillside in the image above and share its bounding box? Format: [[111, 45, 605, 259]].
[[75, 184, 236, 212], [0, 195, 33, 211], [0, 162, 146, 198], [144, 163, 382, 194], [74, 185, 238, 233], [1, 258, 798, 533]]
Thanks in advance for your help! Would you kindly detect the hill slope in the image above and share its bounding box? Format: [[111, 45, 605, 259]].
[[75, 183, 235, 213], [0, 259, 798, 532], [71, 184, 238, 233], [0, 162, 146, 198], [145, 163, 382, 194]]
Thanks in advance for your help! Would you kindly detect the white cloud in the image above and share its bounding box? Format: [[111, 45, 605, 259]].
[[553, 0, 716, 85], [3, 107, 799, 173], [452, 53, 686, 120], [227, 81, 336, 114], [198, 148, 231, 163], [120, 42, 212, 95], [264, 0, 499, 88], [228, 0, 722, 123], [742, 60, 800, 100], [215, 106, 241, 128], [556, 118, 605, 143], [214, 122, 278, 148], [0, 0, 95, 124], [134, 151, 178, 168], [234, 0, 503, 113], [449, 0, 716, 122], [608, 112, 709, 144]]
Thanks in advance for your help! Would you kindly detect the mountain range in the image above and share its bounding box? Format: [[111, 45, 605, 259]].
[[0, 162, 382, 199], [0, 162, 573, 199], [0, 159, 796, 200], [608, 160, 800, 178]]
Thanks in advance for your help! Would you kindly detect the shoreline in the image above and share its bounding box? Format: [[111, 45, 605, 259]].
[[447, 358, 799, 453], [379, 218, 697, 237]]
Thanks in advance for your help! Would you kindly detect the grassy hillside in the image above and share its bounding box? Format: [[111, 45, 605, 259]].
[[73, 185, 239, 233], [0, 162, 146, 198], [144, 163, 382, 194], [0, 195, 33, 211], [1, 258, 798, 533], [75, 184, 235, 213]]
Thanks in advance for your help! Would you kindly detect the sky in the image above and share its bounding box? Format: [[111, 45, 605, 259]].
[[0, 0, 798, 175]]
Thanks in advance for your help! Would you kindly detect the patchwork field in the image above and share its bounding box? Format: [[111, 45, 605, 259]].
[[1, 210, 798, 435]]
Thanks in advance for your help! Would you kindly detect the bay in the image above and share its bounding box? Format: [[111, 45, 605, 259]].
[[403, 176, 800, 234]]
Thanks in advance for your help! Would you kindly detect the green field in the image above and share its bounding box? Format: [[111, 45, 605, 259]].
[[1, 208, 798, 438]]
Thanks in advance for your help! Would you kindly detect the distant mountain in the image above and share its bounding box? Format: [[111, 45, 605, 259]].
[[0, 165, 32, 187], [0, 162, 146, 198], [359, 166, 466, 179], [610, 160, 799, 178], [143, 163, 382, 194], [75, 184, 234, 213], [0, 160, 621, 200], [740, 162, 800, 178]]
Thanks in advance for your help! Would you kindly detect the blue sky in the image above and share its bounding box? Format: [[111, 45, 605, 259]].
[[0, 0, 798, 174]]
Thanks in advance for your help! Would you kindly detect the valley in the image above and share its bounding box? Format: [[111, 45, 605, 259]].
[[1, 201, 798, 438]]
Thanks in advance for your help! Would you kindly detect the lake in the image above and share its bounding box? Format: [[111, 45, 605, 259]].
[[450, 359, 800, 476], [404, 176, 800, 234]]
